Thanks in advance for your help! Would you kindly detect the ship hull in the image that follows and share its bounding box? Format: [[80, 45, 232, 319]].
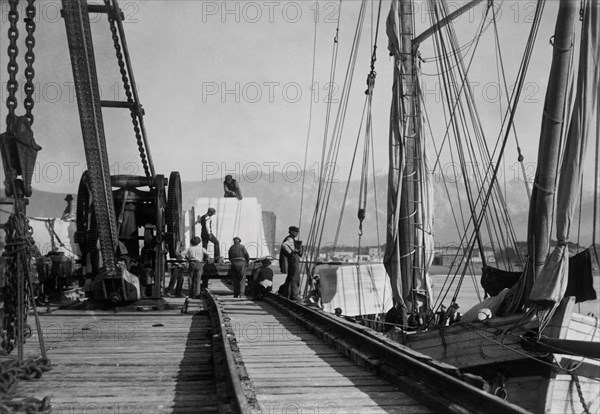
[[386, 301, 600, 413]]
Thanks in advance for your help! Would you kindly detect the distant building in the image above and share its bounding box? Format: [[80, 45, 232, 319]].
[[356, 254, 370, 262], [331, 252, 354, 262], [368, 247, 382, 262], [433, 244, 497, 266]]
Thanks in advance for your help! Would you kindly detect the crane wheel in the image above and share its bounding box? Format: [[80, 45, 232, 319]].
[[165, 171, 183, 258]]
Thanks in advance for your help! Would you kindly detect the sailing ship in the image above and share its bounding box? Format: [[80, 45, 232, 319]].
[[303, 0, 599, 412]]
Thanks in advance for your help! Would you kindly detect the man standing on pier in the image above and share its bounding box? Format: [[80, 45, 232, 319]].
[[228, 237, 249, 298], [279, 226, 302, 301], [178, 236, 208, 298], [198, 207, 221, 260]]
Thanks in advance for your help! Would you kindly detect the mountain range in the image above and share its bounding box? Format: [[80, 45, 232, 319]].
[[1, 170, 596, 249]]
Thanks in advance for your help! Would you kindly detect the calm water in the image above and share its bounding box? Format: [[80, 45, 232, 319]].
[[271, 267, 600, 317]]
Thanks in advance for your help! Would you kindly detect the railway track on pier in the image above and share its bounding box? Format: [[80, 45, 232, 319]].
[[13, 281, 530, 414], [211, 282, 530, 414]]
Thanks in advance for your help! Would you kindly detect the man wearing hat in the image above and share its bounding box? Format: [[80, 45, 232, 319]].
[[251, 258, 274, 300], [178, 236, 209, 298], [223, 175, 242, 200], [61, 194, 75, 221], [228, 236, 249, 298], [198, 207, 221, 260], [279, 226, 302, 301]]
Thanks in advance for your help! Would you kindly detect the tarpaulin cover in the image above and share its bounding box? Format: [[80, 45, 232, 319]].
[[191, 197, 270, 259], [28, 218, 80, 258], [316, 262, 393, 317]]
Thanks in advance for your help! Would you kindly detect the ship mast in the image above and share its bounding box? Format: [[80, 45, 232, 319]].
[[523, 0, 578, 300], [385, 0, 483, 317]]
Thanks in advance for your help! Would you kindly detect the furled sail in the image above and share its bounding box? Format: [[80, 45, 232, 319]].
[[505, 0, 579, 314], [384, 0, 407, 310], [384, 0, 433, 315], [528, 0, 599, 321]]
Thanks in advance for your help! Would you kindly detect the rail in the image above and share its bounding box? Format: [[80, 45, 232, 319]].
[[264, 293, 531, 414], [205, 290, 259, 413]]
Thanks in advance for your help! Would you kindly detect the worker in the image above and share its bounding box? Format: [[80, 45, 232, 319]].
[[61, 194, 75, 221], [251, 258, 274, 300], [228, 237, 249, 298], [178, 236, 208, 298], [166, 262, 184, 297], [198, 207, 221, 260], [279, 226, 302, 301], [223, 174, 242, 199]]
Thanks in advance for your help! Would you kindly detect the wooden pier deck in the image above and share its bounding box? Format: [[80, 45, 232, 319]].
[[11, 279, 435, 413], [219, 292, 433, 414], [16, 299, 217, 413]]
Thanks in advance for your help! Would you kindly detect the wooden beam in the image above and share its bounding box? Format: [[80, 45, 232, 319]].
[[413, 0, 485, 46]]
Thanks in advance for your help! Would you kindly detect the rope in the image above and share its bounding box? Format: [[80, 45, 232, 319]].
[[299, 8, 320, 232], [306, 0, 367, 267], [426, 0, 549, 314], [592, 78, 600, 269], [304, 0, 343, 268]]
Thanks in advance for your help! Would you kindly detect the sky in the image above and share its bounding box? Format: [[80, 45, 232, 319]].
[[0, 0, 569, 193]]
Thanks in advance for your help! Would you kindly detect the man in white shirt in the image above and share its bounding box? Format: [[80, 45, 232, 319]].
[[178, 236, 208, 298]]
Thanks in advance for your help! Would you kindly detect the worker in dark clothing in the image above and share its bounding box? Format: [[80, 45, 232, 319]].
[[166, 262, 185, 297], [223, 175, 242, 199], [198, 207, 221, 260], [251, 258, 274, 300], [279, 226, 302, 301], [61, 194, 74, 221], [178, 236, 208, 298], [228, 237, 249, 298]]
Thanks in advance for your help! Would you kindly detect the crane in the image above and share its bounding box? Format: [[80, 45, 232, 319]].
[[61, 0, 184, 305]]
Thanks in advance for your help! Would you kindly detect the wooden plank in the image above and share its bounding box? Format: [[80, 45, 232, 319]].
[[219, 294, 433, 414], [14, 304, 219, 413]]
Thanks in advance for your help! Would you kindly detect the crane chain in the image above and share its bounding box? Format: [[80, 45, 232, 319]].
[[0, 357, 52, 393], [1, 213, 52, 411], [23, 0, 37, 125], [0, 397, 51, 414], [1, 213, 34, 355], [4, 0, 37, 125], [104, 0, 151, 179], [5, 0, 20, 120]]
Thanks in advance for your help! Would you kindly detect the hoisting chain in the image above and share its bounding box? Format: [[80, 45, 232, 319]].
[[104, 0, 150, 179], [1, 213, 33, 355], [1, 214, 52, 412], [6, 0, 20, 120], [23, 0, 37, 125], [5, 0, 37, 125], [0, 396, 52, 414], [0, 356, 52, 394], [1, 2, 51, 411]]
